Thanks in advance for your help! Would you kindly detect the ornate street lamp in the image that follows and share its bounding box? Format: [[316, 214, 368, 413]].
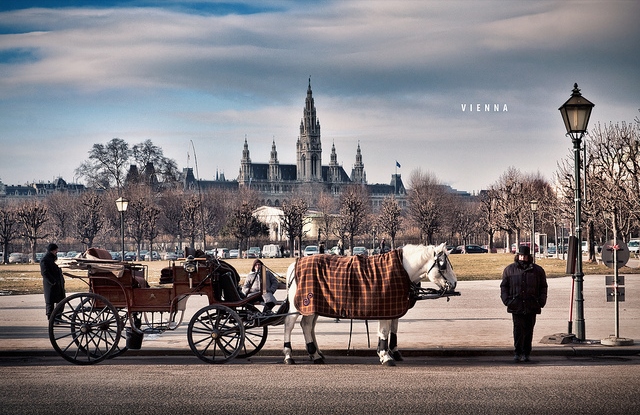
[[559, 83, 594, 341], [115, 197, 129, 262], [530, 200, 538, 263]]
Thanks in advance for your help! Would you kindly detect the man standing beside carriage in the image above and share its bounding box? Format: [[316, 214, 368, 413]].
[[40, 243, 66, 321]]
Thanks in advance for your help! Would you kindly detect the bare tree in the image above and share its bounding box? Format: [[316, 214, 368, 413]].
[[159, 189, 185, 252], [46, 192, 75, 240], [336, 185, 370, 253], [316, 191, 336, 248], [16, 200, 49, 261], [377, 195, 402, 249], [407, 169, 448, 245], [223, 188, 261, 255], [281, 197, 309, 256], [73, 191, 104, 249], [131, 139, 180, 186], [201, 188, 232, 249], [76, 138, 131, 190], [182, 193, 203, 250], [0, 202, 20, 263], [478, 189, 501, 251]]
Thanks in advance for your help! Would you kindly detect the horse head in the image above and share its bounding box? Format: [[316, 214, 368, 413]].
[[402, 243, 457, 293]]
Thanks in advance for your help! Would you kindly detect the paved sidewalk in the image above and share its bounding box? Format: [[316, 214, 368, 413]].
[[1, 275, 638, 360]]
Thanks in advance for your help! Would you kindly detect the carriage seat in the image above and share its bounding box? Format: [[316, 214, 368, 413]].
[[86, 247, 113, 260], [159, 267, 174, 284], [216, 271, 245, 302]]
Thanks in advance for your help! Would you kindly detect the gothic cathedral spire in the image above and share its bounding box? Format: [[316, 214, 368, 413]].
[[297, 78, 322, 182]]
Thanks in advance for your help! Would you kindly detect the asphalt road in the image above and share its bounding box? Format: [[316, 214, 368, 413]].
[[1, 355, 639, 415]]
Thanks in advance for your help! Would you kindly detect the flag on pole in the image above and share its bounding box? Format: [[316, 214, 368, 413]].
[[395, 161, 401, 168]]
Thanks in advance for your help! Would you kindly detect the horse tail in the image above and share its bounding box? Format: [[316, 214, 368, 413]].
[[285, 260, 298, 312]]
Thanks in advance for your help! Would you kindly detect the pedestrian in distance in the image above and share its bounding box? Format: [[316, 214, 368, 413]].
[[40, 243, 66, 320], [500, 245, 548, 362], [242, 259, 279, 313]]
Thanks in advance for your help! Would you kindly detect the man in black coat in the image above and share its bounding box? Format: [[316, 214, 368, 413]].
[[500, 245, 547, 362], [41, 243, 65, 320]]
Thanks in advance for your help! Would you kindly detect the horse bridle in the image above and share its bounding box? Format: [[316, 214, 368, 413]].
[[426, 250, 454, 292]]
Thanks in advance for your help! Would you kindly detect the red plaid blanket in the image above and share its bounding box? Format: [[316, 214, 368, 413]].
[[294, 249, 411, 319]]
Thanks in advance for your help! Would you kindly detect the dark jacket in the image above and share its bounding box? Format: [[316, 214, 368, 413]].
[[41, 251, 65, 304], [500, 258, 547, 315]]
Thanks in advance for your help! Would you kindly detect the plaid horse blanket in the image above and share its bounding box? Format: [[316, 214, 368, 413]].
[[294, 249, 411, 319]]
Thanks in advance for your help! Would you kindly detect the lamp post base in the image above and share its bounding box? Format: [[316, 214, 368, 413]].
[[601, 335, 634, 347]]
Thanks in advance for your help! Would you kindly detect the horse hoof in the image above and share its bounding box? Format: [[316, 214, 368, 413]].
[[382, 359, 396, 367], [285, 358, 296, 365], [391, 351, 404, 361], [313, 358, 325, 364]]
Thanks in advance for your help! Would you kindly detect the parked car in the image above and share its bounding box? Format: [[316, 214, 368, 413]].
[[109, 251, 121, 261], [216, 248, 230, 259], [9, 252, 28, 263], [627, 239, 640, 255], [162, 252, 178, 261], [34, 252, 45, 263], [246, 247, 261, 258], [123, 251, 137, 261], [452, 244, 488, 254], [229, 249, 240, 259], [303, 245, 319, 256], [66, 251, 79, 258], [140, 250, 159, 261], [352, 246, 368, 256], [262, 244, 282, 258]]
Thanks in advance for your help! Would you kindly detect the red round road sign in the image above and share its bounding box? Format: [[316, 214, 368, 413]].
[[600, 240, 630, 269]]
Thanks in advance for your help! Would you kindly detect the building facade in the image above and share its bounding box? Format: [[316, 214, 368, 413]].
[[197, 79, 406, 209]]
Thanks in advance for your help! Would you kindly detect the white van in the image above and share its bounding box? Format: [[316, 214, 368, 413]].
[[262, 244, 282, 258]]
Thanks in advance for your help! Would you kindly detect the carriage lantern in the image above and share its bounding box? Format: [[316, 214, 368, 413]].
[[559, 83, 594, 341]]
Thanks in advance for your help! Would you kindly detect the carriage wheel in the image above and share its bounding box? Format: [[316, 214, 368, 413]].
[[187, 304, 244, 364], [233, 304, 268, 359], [49, 293, 122, 365]]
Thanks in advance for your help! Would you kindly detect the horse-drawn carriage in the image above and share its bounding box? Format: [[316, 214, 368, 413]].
[[51, 243, 460, 366], [50, 247, 284, 365]]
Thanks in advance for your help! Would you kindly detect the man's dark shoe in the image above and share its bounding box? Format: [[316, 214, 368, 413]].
[[522, 355, 530, 362], [514, 354, 521, 362]]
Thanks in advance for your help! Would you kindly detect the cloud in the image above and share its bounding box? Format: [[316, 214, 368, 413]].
[[0, 1, 639, 192]]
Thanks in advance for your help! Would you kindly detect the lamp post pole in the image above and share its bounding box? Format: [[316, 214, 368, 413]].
[[115, 197, 129, 262], [530, 200, 538, 263], [559, 83, 594, 341]]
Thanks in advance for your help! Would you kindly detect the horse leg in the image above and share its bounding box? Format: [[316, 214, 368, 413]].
[[389, 318, 403, 361], [377, 320, 395, 366], [283, 313, 299, 365], [300, 314, 324, 364], [308, 314, 325, 359]]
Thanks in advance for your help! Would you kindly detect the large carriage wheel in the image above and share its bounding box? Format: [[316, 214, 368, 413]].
[[187, 304, 244, 364], [234, 304, 268, 359], [49, 293, 122, 365]]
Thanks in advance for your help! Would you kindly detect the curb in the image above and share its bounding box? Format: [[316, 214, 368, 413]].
[[2, 346, 639, 359]]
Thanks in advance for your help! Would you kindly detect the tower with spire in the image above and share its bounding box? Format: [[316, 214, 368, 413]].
[[296, 78, 322, 182], [350, 142, 366, 184]]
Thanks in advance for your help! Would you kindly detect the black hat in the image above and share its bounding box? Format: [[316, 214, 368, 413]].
[[518, 245, 530, 256], [47, 243, 58, 252]]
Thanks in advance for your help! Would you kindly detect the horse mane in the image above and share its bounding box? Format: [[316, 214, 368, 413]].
[[401, 243, 452, 287], [400, 244, 435, 282]]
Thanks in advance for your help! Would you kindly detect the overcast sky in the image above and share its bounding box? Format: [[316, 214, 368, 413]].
[[1, 0, 639, 194]]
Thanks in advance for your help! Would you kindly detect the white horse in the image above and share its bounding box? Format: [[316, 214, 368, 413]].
[[282, 243, 457, 365]]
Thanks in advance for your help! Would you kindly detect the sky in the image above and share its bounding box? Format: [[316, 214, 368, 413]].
[[0, 0, 639, 194]]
